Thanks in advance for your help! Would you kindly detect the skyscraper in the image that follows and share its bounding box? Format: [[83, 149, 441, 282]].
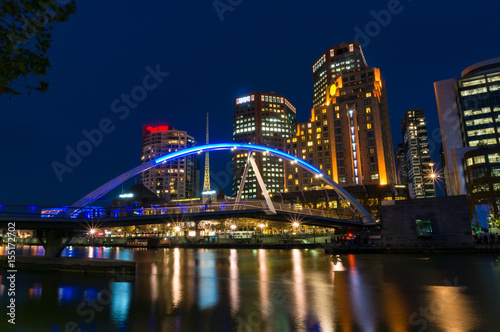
[[400, 109, 435, 198], [312, 42, 368, 108], [141, 125, 199, 200], [232, 92, 297, 199], [435, 57, 500, 195], [395, 143, 408, 185], [285, 42, 395, 192]]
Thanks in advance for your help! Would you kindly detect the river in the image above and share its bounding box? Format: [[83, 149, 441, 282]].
[[1, 246, 499, 331]]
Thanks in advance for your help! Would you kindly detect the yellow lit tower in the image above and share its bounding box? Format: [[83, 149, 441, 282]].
[[285, 42, 396, 191]]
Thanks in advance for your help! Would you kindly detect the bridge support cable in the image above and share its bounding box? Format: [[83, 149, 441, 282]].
[[235, 151, 252, 205], [248, 154, 276, 214]]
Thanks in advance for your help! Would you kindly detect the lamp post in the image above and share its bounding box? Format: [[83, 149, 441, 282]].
[[259, 223, 265, 238]]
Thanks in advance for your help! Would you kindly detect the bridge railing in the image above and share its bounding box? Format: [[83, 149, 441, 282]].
[[0, 201, 362, 223]]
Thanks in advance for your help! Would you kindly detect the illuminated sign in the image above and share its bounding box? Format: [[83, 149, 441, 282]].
[[119, 193, 134, 198], [202, 190, 216, 195], [41, 209, 63, 218], [236, 96, 251, 104], [146, 125, 172, 133]]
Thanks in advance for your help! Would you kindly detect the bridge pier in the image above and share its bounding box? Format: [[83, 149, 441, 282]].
[[36, 230, 74, 258]]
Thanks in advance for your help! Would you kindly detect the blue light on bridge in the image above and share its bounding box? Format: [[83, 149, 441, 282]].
[[154, 143, 323, 176]]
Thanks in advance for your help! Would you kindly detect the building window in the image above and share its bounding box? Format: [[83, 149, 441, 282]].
[[339, 176, 346, 183], [488, 154, 500, 163], [371, 173, 379, 180], [474, 156, 486, 164], [415, 219, 433, 236], [367, 123, 372, 129]]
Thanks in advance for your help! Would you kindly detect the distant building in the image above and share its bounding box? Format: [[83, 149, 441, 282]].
[[286, 42, 396, 192], [400, 109, 435, 198], [395, 143, 408, 185], [232, 92, 297, 199], [111, 183, 166, 208], [434, 57, 500, 195], [140, 125, 199, 200]]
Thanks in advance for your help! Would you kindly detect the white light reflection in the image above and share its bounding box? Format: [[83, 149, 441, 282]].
[[229, 249, 240, 315], [172, 248, 182, 307], [151, 263, 158, 303], [258, 249, 270, 315], [196, 250, 218, 310], [291, 249, 307, 328], [347, 255, 377, 332]]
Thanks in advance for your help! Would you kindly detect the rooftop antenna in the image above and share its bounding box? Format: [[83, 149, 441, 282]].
[[203, 112, 211, 191]]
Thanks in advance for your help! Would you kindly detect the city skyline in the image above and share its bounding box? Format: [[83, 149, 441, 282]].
[[1, 1, 499, 205]]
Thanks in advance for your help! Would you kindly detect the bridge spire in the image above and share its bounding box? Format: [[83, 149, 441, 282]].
[[203, 112, 211, 191]]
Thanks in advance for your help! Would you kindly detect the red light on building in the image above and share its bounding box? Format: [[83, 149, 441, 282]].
[[146, 125, 172, 133]]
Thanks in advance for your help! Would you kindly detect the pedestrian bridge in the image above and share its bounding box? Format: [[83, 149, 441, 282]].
[[0, 200, 363, 230]]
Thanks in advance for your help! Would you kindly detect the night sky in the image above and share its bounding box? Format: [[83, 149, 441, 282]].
[[1, 0, 499, 206]]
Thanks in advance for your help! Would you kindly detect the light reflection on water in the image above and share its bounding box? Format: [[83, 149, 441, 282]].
[[0, 246, 499, 331]]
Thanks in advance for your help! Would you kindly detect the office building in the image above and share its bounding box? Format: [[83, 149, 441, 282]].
[[232, 92, 297, 199], [140, 125, 199, 200], [312, 42, 368, 108], [400, 109, 435, 198], [435, 57, 500, 195], [285, 42, 396, 192], [395, 143, 408, 185]]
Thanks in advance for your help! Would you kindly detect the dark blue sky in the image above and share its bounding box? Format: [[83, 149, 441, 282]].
[[1, 0, 499, 206]]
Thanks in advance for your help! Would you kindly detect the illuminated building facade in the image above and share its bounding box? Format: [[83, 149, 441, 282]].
[[312, 42, 368, 108], [286, 46, 396, 192], [400, 109, 435, 198], [140, 125, 199, 200], [435, 57, 500, 195], [232, 92, 297, 199]]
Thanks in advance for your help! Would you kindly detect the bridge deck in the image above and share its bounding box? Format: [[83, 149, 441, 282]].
[[0, 201, 363, 230]]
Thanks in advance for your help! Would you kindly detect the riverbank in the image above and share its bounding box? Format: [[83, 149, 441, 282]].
[[0, 256, 136, 275], [323, 244, 500, 254]]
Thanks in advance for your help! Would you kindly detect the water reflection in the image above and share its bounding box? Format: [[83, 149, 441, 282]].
[[172, 248, 182, 307], [111, 282, 132, 327], [196, 250, 218, 310], [426, 285, 478, 332], [258, 249, 270, 317], [291, 249, 307, 329], [0, 248, 498, 331], [229, 249, 239, 315], [348, 254, 377, 332]]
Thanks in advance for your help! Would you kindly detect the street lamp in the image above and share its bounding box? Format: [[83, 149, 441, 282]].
[[259, 223, 265, 238], [230, 224, 237, 230]]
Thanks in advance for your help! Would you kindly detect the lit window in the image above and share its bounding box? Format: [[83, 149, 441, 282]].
[[474, 155, 486, 164], [367, 123, 372, 129], [366, 92, 372, 97]]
